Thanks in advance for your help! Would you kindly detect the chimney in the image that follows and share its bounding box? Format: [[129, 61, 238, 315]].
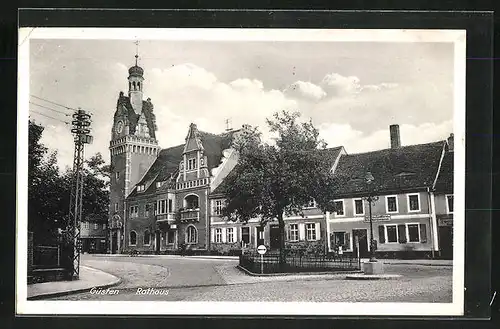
[[447, 133, 454, 152], [389, 124, 401, 149]]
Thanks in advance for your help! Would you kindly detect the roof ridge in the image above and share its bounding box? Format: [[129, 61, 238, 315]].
[[343, 140, 446, 157]]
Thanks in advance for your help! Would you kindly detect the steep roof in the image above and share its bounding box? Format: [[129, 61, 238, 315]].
[[333, 141, 446, 197], [210, 146, 345, 197], [116, 93, 157, 139], [434, 151, 453, 193], [199, 130, 238, 170], [127, 129, 238, 198]]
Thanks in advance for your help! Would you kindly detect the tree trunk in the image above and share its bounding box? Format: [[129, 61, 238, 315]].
[[278, 211, 286, 266]]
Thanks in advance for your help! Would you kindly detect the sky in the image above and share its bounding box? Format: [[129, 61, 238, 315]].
[[28, 37, 455, 171]]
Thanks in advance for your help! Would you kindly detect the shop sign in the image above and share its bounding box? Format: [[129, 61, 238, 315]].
[[363, 214, 391, 222], [438, 218, 453, 226]]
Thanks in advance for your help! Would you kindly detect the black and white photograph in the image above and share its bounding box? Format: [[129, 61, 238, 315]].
[[17, 28, 465, 316]]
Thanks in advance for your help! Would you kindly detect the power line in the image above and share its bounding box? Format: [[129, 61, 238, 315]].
[[30, 110, 70, 125], [30, 95, 76, 112], [30, 95, 95, 116], [30, 101, 72, 117]]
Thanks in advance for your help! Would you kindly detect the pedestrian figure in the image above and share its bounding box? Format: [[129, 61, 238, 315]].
[[338, 245, 343, 260]]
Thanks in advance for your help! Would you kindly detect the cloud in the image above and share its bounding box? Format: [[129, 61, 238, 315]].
[[321, 73, 362, 96], [284, 81, 327, 101], [145, 63, 298, 144]]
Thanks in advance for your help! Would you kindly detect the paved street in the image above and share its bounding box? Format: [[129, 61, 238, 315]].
[[49, 254, 452, 302]]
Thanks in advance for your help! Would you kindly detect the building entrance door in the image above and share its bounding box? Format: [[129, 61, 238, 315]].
[[352, 229, 369, 258], [111, 231, 118, 254], [155, 231, 161, 254], [439, 226, 453, 259], [269, 225, 280, 250]]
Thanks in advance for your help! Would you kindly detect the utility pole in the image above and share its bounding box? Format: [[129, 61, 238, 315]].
[[65, 108, 92, 280]]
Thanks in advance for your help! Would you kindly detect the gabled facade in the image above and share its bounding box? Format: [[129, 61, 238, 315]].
[[327, 125, 452, 259]]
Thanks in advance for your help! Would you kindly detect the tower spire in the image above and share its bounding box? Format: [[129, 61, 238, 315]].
[[134, 40, 139, 66]]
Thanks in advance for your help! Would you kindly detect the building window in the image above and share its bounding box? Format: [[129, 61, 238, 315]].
[[215, 228, 222, 243], [227, 228, 235, 243], [386, 195, 398, 213], [241, 227, 250, 244], [214, 200, 223, 215], [156, 199, 167, 215], [137, 185, 145, 192], [187, 158, 197, 170], [156, 181, 162, 188], [386, 225, 398, 243], [332, 232, 346, 246], [103, 224, 106, 229], [168, 199, 173, 213], [407, 194, 421, 212], [130, 205, 139, 218], [407, 224, 420, 242], [129, 231, 137, 246], [145, 204, 150, 217], [186, 226, 197, 244], [446, 195, 454, 213], [353, 198, 364, 215], [115, 172, 120, 180], [144, 230, 151, 246], [289, 224, 299, 242], [114, 203, 118, 212], [167, 231, 175, 244], [184, 194, 199, 209], [94, 223, 98, 229], [334, 200, 345, 216], [305, 223, 317, 241]]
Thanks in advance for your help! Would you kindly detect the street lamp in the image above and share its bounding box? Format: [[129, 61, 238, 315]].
[[364, 171, 379, 262]]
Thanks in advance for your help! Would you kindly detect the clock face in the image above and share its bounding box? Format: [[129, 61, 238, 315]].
[[116, 121, 124, 133]]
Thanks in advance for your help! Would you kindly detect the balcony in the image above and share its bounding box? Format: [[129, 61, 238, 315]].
[[155, 213, 176, 223], [179, 208, 200, 222]]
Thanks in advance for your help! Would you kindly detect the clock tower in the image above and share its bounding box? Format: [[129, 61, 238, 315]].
[[108, 54, 160, 254]]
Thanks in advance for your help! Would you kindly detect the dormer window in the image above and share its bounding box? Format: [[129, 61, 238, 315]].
[[187, 158, 197, 171], [137, 185, 145, 192], [156, 181, 162, 188], [304, 198, 317, 209]]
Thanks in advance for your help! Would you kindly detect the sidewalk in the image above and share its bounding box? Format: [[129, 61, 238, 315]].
[[27, 266, 121, 300], [363, 258, 453, 267]]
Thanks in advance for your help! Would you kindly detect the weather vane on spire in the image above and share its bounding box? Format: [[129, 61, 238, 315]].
[[134, 40, 140, 66]]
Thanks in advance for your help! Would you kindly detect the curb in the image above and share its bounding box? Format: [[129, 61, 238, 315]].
[[27, 266, 122, 300], [382, 262, 452, 267], [236, 265, 362, 277], [345, 274, 402, 280]]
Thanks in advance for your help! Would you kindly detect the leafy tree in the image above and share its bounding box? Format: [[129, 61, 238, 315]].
[[28, 120, 110, 246], [28, 121, 67, 244], [221, 111, 340, 264]]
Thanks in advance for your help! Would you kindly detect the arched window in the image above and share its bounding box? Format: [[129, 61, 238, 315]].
[[133, 81, 137, 90], [129, 231, 137, 246], [138, 82, 141, 90], [184, 194, 199, 209], [144, 230, 151, 245], [186, 225, 197, 244]]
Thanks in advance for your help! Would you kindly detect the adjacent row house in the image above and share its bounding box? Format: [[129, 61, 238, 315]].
[[107, 58, 454, 259]]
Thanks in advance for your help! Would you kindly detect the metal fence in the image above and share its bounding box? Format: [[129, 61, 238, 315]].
[[239, 252, 361, 274], [33, 245, 61, 269]]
